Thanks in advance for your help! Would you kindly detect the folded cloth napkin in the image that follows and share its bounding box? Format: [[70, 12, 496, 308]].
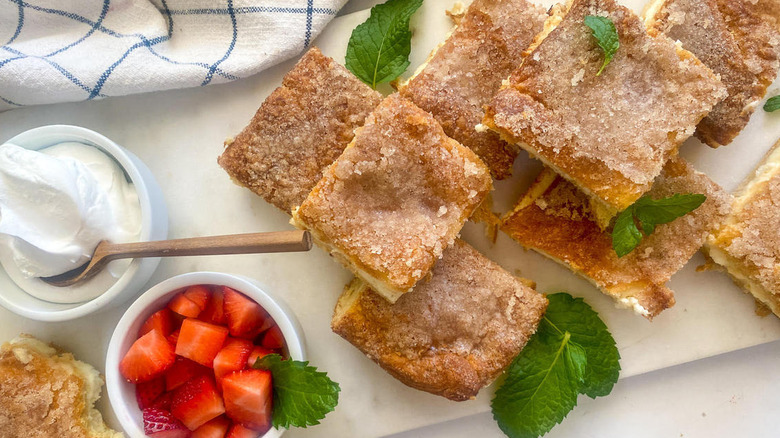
[[0, 0, 348, 111]]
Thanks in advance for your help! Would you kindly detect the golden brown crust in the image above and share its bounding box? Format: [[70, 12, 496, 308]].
[[217, 47, 382, 214], [646, 0, 780, 147], [749, 0, 780, 31], [484, 0, 726, 213], [293, 94, 493, 301], [331, 240, 547, 401], [501, 158, 731, 319], [399, 0, 548, 179], [0, 335, 122, 438]]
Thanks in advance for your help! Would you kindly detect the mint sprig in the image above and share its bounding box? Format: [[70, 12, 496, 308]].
[[253, 354, 340, 429], [764, 95, 780, 112], [492, 293, 620, 438], [584, 15, 619, 76], [345, 0, 423, 88], [611, 193, 707, 257]]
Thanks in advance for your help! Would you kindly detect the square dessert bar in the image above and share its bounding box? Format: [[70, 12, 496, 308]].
[[398, 0, 548, 179], [292, 94, 493, 303], [645, 0, 780, 147], [484, 0, 726, 216], [218, 47, 383, 214], [705, 141, 780, 317], [331, 239, 547, 401], [501, 158, 731, 319]]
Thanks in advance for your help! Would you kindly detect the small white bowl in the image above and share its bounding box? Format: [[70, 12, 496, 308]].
[[106, 272, 305, 438], [0, 125, 168, 321]]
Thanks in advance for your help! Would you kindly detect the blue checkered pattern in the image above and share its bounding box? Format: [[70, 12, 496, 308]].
[[0, 0, 347, 110]]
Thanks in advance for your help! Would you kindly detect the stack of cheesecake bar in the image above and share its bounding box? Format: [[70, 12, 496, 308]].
[[218, 0, 780, 400]]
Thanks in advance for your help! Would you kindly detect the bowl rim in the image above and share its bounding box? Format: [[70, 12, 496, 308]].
[[0, 124, 163, 321], [106, 271, 305, 438]]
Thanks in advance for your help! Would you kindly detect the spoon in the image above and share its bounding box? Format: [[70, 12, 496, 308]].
[[42, 230, 312, 287]]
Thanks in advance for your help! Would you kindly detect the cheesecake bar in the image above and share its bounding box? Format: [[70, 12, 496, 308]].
[[331, 240, 547, 401], [705, 141, 780, 317], [218, 47, 382, 214], [484, 0, 726, 217], [292, 94, 492, 302], [501, 158, 731, 319], [398, 0, 548, 179], [645, 0, 780, 147]]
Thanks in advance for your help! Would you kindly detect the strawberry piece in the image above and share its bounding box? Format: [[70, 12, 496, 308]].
[[226, 424, 260, 438], [169, 293, 203, 318], [120, 330, 176, 383], [171, 375, 226, 431], [137, 376, 166, 409], [140, 308, 176, 338], [184, 285, 211, 310], [192, 415, 231, 438], [143, 408, 192, 438], [222, 370, 272, 432], [150, 392, 174, 411], [260, 326, 285, 350], [168, 329, 181, 348], [213, 337, 254, 384], [245, 346, 273, 368], [200, 288, 226, 325], [176, 318, 229, 367], [165, 356, 211, 391], [223, 287, 273, 339]]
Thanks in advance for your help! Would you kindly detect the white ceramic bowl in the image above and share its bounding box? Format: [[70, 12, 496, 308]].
[[0, 125, 168, 321], [106, 272, 305, 438]]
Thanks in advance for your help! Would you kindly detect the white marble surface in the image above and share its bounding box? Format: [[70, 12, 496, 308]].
[[0, 1, 779, 437]]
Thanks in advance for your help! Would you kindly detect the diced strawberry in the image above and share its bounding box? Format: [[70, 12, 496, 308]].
[[184, 285, 211, 310], [140, 308, 176, 338], [143, 408, 192, 438], [192, 415, 231, 438], [200, 288, 226, 325], [222, 370, 272, 432], [176, 318, 229, 367], [168, 329, 181, 348], [120, 330, 176, 383], [213, 337, 254, 384], [226, 424, 260, 438], [223, 287, 273, 339], [169, 293, 203, 318], [150, 392, 174, 411], [165, 356, 211, 391], [172, 376, 226, 431], [137, 376, 166, 409], [245, 346, 273, 369], [260, 326, 284, 350]]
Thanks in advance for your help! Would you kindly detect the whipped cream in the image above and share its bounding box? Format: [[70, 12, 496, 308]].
[[0, 142, 142, 303]]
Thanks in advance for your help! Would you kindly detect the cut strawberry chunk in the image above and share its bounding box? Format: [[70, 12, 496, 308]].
[[192, 415, 231, 438], [184, 285, 211, 310], [226, 424, 260, 438], [150, 392, 174, 411], [165, 356, 211, 391], [260, 326, 284, 350], [176, 318, 229, 367], [171, 375, 225, 431], [200, 288, 226, 325], [169, 293, 203, 318], [120, 330, 176, 383], [245, 346, 273, 369], [168, 329, 181, 348], [213, 337, 254, 384], [140, 308, 176, 338], [223, 287, 272, 339], [137, 376, 166, 409], [222, 370, 272, 432], [143, 408, 192, 438]]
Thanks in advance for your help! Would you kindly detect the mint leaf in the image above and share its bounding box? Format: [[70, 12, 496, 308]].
[[253, 354, 340, 429], [764, 95, 780, 112], [345, 0, 423, 88], [492, 331, 586, 438], [612, 194, 706, 257], [584, 15, 619, 76], [542, 294, 620, 398]]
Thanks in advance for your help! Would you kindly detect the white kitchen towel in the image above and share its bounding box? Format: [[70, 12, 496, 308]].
[[0, 0, 348, 111]]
